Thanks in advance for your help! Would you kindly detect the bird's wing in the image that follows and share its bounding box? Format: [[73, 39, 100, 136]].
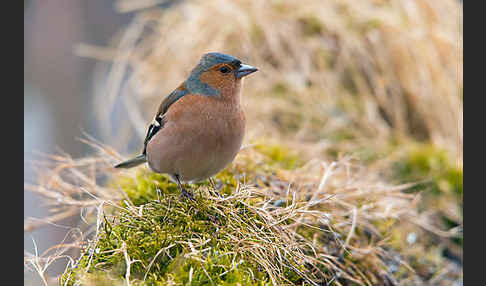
[[142, 86, 188, 154]]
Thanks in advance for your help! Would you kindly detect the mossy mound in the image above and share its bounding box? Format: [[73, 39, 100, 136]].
[[63, 186, 277, 285], [58, 142, 418, 285], [60, 145, 322, 285]]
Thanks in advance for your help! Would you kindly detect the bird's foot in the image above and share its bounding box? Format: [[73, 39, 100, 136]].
[[209, 177, 217, 189], [208, 178, 222, 197], [181, 187, 195, 200]]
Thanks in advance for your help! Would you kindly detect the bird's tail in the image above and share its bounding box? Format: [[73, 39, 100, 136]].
[[114, 154, 147, 169]]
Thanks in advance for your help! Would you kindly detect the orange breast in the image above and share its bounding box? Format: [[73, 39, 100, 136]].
[[146, 94, 246, 182]]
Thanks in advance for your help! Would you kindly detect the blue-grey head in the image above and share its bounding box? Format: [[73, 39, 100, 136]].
[[186, 52, 258, 97]]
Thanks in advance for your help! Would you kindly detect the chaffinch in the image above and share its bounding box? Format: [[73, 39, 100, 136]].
[[115, 52, 258, 198]]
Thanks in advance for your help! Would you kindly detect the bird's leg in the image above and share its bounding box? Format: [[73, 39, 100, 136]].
[[174, 174, 194, 200], [209, 177, 216, 190], [208, 177, 221, 197]]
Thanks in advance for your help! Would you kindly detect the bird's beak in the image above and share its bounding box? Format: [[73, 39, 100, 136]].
[[235, 64, 258, 79]]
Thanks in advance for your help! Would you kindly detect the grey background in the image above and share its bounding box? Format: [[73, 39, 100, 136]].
[[24, 1, 132, 283]]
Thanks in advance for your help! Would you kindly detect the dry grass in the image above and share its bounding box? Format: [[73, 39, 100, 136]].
[[78, 0, 462, 161], [24, 138, 460, 285], [24, 140, 394, 284]]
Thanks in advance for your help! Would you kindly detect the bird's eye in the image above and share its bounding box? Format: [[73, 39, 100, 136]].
[[219, 66, 231, 74]]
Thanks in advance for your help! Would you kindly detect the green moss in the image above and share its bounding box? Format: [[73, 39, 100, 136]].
[[61, 140, 452, 285], [71, 270, 123, 285], [62, 191, 276, 285], [254, 142, 303, 170], [61, 144, 315, 285], [113, 172, 179, 206], [392, 144, 462, 200], [391, 143, 463, 247]]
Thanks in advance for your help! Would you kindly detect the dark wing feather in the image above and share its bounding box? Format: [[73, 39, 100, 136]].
[[157, 86, 188, 116], [142, 86, 188, 155]]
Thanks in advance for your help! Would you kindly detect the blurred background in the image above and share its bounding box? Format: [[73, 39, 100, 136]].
[[24, 0, 462, 284], [24, 1, 133, 283]]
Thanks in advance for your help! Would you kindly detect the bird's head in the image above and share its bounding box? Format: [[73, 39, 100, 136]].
[[186, 52, 258, 99]]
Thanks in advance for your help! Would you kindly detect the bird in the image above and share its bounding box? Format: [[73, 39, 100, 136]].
[[115, 52, 258, 199]]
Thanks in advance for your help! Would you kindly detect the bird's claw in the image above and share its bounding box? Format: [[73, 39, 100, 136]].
[[181, 188, 195, 200]]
